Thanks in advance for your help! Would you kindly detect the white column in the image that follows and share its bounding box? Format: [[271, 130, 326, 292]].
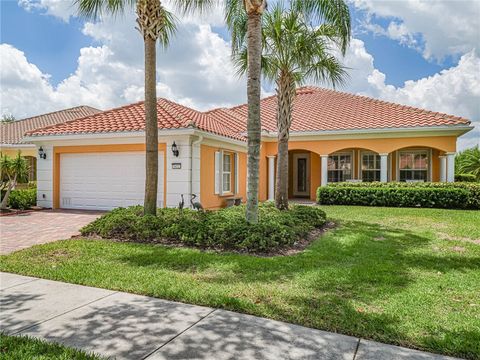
[[439, 156, 446, 182], [380, 153, 388, 182], [446, 152, 455, 182], [267, 156, 275, 201], [321, 155, 328, 186]]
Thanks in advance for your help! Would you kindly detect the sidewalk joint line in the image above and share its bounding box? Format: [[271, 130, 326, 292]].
[[13, 291, 119, 335], [352, 338, 361, 360], [142, 308, 218, 360], [0, 278, 39, 291]]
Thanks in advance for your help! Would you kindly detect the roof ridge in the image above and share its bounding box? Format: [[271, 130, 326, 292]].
[[157, 98, 198, 128], [24, 101, 147, 136], [8, 105, 101, 125]]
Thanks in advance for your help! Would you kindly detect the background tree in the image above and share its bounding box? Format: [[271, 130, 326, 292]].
[[1, 114, 15, 123], [233, 0, 351, 209], [0, 152, 29, 210], [226, 0, 267, 223], [76, 0, 211, 215], [455, 145, 480, 181]]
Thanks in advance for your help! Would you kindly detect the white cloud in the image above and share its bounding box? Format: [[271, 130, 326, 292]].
[[351, 0, 480, 61], [1, 8, 248, 118], [3, 1, 479, 150], [18, 0, 76, 22], [337, 39, 480, 150]]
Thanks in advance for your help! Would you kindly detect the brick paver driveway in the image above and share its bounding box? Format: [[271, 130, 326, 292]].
[[0, 210, 103, 254]]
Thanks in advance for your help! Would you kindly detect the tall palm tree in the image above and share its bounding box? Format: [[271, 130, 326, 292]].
[[233, 0, 350, 210], [226, 0, 267, 224], [76, 0, 212, 215]]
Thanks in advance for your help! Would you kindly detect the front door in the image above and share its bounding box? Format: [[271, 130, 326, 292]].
[[292, 153, 310, 197]]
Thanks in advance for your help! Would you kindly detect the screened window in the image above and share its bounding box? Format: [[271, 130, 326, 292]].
[[222, 153, 232, 192], [399, 151, 428, 181], [362, 153, 381, 182], [328, 154, 352, 182]]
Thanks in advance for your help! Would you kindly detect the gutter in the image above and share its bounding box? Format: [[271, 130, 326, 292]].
[[260, 125, 474, 138]]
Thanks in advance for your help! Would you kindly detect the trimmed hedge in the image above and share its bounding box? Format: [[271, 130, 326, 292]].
[[317, 182, 479, 209], [81, 203, 327, 253], [7, 188, 37, 210]]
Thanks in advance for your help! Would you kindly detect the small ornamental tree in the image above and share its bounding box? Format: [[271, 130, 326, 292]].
[[0, 152, 29, 210]]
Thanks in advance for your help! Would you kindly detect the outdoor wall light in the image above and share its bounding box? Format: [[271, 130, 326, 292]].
[[171, 141, 179, 157], [38, 146, 47, 159]]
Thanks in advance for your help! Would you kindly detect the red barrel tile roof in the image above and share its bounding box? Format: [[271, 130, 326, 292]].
[[26, 87, 470, 141], [1, 106, 101, 144]]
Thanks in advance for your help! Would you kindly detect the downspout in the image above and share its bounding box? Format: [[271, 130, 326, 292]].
[[189, 134, 203, 205]]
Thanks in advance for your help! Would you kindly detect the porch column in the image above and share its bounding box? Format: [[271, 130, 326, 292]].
[[439, 156, 447, 182], [380, 153, 388, 182], [446, 152, 455, 182], [320, 155, 328, 186], [267, 156, 276, 201]]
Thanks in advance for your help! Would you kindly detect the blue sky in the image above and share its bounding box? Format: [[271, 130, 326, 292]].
[[1, 0, 479, 149], [1, 2, 453, 86]]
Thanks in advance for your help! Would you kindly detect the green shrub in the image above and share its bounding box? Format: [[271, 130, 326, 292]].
[[81, 203, 327, 253], [317, 182, 479, 209], [7, 188, 37, 210], [455, 173, 477, 182]]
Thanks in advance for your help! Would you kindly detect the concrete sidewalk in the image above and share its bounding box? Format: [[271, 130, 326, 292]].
[[0, 272, 460, 360]]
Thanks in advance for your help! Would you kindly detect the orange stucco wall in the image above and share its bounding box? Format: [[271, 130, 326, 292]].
[[263, 136, 456, 156], [200, 144, 247, 209], [258, 136, 456, 201]]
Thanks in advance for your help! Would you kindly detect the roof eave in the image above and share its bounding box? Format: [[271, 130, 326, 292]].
[[261, 125, 474, 140]]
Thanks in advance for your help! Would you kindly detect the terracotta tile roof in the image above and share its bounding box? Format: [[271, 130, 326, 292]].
[[1, 106, 101, 145], [26, 87, 470, 141], [27, 99, 246, 141], [229, 87, 471, 133]]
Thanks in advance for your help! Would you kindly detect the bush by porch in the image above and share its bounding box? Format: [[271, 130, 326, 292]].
[[317, 182, 480, 209]]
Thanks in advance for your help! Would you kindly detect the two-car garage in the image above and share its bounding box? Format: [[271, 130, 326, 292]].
[[58, 151, 164, 210]]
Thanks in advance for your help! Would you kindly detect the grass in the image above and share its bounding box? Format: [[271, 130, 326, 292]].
[[1, 206, 479, 359], [0, 333, 104, 359]]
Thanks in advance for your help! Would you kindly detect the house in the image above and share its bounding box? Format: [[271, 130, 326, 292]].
[[0, 106, 101, 181], [23, 87, 473, 210]]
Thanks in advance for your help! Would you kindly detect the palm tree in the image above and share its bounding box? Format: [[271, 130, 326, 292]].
[[233, 0, 350, 210], [226, 0, 267, 223], [456, 146, 480, 180], [0, 152, 29, 210], [76, 0, 212, 215]]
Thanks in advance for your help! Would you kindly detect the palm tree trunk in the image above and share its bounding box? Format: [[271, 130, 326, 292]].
[[245, 11, 263, 224], [275, 72, 295, 210], [143, 36, 158, 215], [0, 175, 16, 210]]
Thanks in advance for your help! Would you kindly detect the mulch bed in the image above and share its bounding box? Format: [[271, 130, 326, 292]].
[[76, 221, 337, 257], [0, 207, 45, 217]]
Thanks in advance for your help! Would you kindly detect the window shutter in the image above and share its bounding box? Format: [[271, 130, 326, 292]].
[[234, 153, 239, 194], [214, 151, 220, 194]]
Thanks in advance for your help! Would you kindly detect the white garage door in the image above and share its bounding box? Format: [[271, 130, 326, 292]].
[[60, 151, 164, 210]]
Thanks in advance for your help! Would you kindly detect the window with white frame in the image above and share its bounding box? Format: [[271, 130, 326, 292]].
[[328, 154, 352, 182], [222, 153, 232, 192], [399, 151, 428, 181], [361, 153, 381, 182]]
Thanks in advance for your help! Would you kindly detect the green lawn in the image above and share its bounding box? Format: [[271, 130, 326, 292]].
[[0, 333, 104, 359], [1, 206, 479, 359]]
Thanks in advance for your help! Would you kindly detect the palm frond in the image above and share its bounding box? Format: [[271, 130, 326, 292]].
[[174, 0, 215, 15], [75, 0, 136, 20]]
